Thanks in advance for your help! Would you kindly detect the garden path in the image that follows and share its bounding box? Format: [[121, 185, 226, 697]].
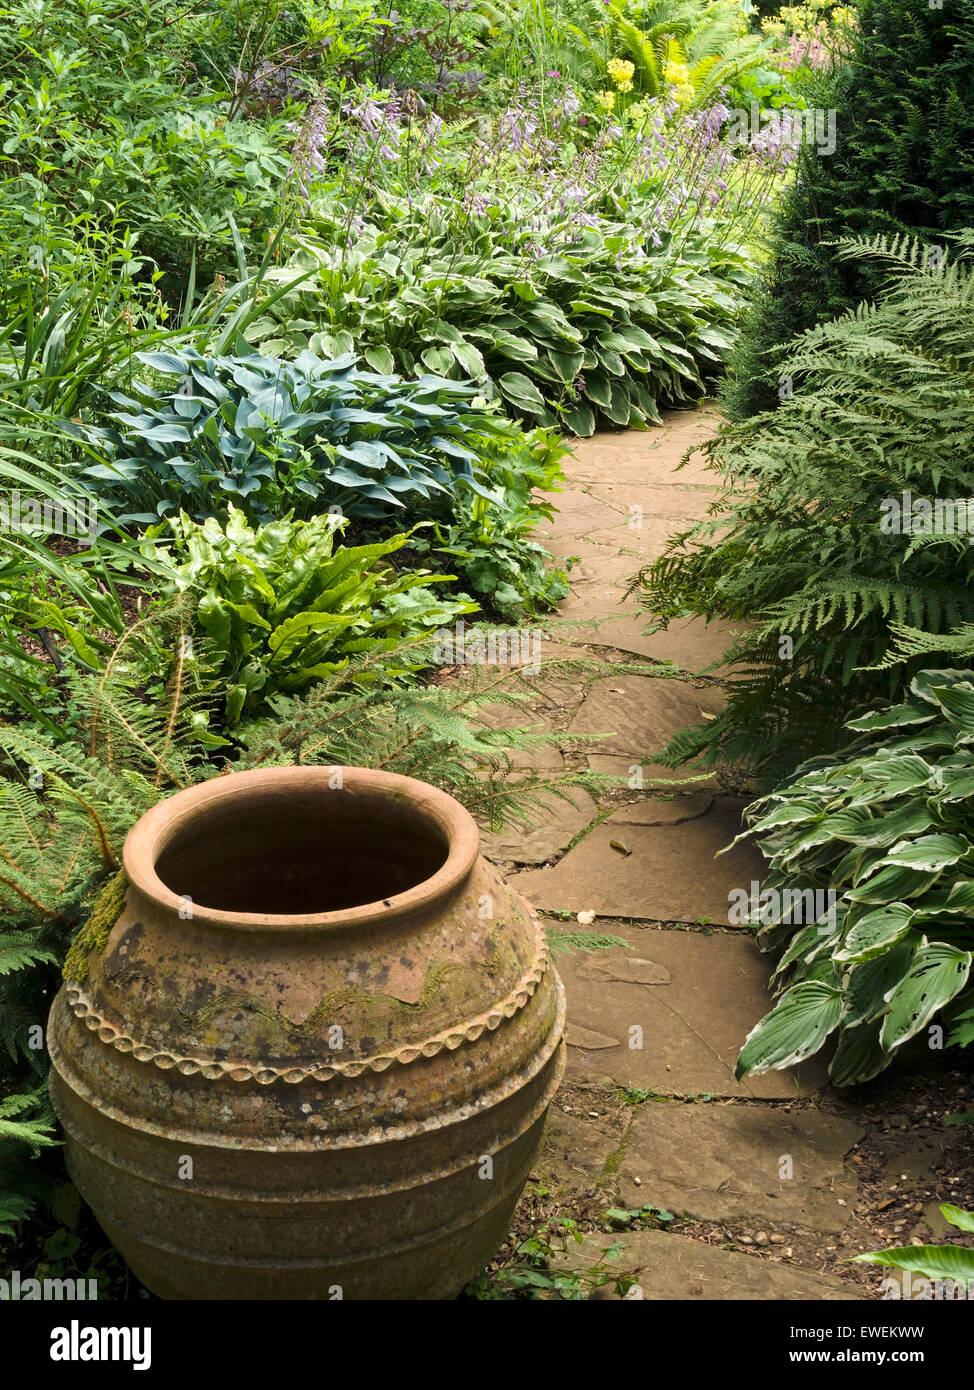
[[481, 407, 873, 1298]]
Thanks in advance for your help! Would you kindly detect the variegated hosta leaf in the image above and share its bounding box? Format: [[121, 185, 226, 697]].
[[909, 669, 974, 707], [845, 702, 936, 733], [827, 1018, 890, 1087], [879, 833, 974, 873], [841, 943, 917, 1028], [735, 982, 843, 1077], [880, 941, 973, 1051], [834, 903, 916, 962]]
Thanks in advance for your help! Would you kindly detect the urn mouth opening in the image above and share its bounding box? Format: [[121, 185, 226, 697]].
[[124, 767, 480, 929]]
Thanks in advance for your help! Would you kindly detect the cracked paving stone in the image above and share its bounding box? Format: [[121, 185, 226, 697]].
[[512, 796, 764, 923], [546, 927, 826, 1098], [619, 1103, 864, 1231], [567, 674, 726, 758], [482, 788, 598, 866]]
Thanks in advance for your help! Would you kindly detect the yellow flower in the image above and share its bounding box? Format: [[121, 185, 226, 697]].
[[606, 57, 636, 87], [595, 89, 617, 111], [663, 59, 690, 86]]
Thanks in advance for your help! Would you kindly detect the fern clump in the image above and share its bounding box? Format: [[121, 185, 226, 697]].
[[641, 232, 974, 778]]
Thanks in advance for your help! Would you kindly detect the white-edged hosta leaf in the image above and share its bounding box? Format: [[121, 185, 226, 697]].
[[841, 942, 917, 1028], [735, 981, 843, 1077], [880, 941, 972, 1050], [847, 864, 940, 904], [845, 703, 936, 732], [834, 903, 916, 962], [827, 1018, 890, 1087], [880, 834, 973, 873], [910, 669, 974, 706]]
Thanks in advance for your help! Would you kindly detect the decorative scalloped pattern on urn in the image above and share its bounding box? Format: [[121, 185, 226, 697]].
[[63, 914, 551, 1086]]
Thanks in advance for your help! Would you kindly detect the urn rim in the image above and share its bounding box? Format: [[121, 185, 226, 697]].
[[123, 765, 481, 931]]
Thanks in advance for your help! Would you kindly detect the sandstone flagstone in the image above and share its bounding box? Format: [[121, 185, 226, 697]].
[[512, 795, 763, 923], [546, 927, 825, 1098], [567, 674, 726, 758], [481, 787, 598, 866], [618, 1103, 864, 1231], [553, 1229, 860, 1300]]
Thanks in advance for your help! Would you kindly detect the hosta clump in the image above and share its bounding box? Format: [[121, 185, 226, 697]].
[[155, 506, 476, 723], [81, 348, 517, 525], [732, 669, 974, 1086], [248, 196, 750, 435]]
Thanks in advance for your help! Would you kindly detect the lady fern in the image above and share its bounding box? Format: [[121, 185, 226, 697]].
[[641, 232, 974, 777]]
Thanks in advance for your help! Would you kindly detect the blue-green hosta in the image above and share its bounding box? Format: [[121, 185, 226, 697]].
[[80, 348, 520, 525], [731, 670, 974, 1085]]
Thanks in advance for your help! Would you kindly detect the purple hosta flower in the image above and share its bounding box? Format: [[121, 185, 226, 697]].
[[498, 105, 538, 153], [287, 94, 331, 197]]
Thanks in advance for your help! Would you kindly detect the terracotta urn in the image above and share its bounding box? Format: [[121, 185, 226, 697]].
[[48, 766, 565, 1300]]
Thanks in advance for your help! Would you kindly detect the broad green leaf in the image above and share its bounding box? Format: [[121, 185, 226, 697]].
[[941, 1204, 974, 1233], [880, 941, 972, 1050], [853, 1243, 974, 1282], [736, 981, 843, 1077], [834, 904, 916, 962]]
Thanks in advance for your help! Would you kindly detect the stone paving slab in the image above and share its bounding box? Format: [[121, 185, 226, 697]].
[[546, 927, 826, 1098], [567, 674, 726, 759], [583, 523, 696, 559], [482, 787, 598, 866], [567, 408, 721, 489], [539, 1107, 620, 1189], [554, 1229, 860, 1300], [607, 793, 715, 825], [512, 796, 764, 923], [619, 1103, 863, 1231]]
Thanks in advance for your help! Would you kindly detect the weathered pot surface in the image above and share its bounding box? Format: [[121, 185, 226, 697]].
[[48, 766, 565, 1299]]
